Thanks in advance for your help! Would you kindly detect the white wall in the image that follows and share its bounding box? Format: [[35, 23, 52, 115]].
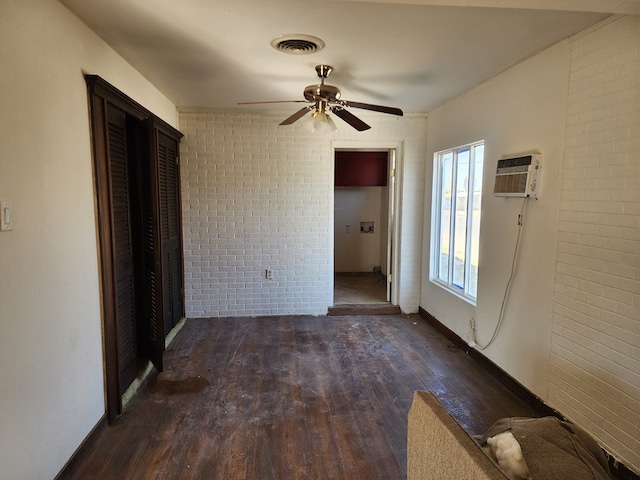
[[334, 187, 384, 272], [178, 112, 427, 316], [422, 40, 570, 397], [422, 16, 640, 473], [549, 15, 640, 471], [0, 2, 177, 479]]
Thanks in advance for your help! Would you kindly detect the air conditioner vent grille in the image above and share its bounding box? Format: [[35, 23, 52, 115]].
[[494, 154, 541, 198]]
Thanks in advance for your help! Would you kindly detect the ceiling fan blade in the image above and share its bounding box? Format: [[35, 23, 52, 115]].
[[332, 108, 371, 131], [280, 107, 311, 125], [342, 101, 403, 116], [238, 100, 307, 105]]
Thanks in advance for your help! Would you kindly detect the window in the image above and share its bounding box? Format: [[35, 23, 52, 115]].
[[431, 142, 484, 303]]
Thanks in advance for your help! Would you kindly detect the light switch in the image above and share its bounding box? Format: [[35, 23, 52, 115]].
[[1, 200, 13, 231]]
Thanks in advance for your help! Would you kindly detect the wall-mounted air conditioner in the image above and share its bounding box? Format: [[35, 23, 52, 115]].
[[494, 154, 541, 198]]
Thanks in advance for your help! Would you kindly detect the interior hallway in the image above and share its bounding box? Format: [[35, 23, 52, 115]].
[[61, 314, 541, 479]]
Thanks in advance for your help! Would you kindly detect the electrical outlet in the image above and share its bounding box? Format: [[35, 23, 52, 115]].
[[470, 316, 477, 330], [265, 269, 273, 279]]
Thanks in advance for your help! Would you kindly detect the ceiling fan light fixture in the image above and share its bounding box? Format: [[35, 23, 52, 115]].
[[271, 34, 325, 55], [303, 109, 337, 133]]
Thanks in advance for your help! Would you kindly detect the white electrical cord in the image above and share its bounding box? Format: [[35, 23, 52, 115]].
[[472, 197, 528, 350]]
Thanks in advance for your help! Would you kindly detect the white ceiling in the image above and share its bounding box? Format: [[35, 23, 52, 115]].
[[60, 0, 634, 115]]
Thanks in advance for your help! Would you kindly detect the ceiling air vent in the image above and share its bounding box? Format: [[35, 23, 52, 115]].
[[271, 34, 325, 55]]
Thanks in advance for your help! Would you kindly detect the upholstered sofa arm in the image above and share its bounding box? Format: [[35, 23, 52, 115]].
[[407, 390, 507, 480]]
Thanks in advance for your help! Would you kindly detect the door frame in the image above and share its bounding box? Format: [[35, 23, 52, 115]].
[[331, 140, 403, 307]]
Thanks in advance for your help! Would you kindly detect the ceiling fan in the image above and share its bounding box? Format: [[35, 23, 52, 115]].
[[238, 65, 404, 132]]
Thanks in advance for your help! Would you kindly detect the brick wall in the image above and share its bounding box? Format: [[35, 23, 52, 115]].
[[549, 15, 640, 470], [178, 111, 427, 317]]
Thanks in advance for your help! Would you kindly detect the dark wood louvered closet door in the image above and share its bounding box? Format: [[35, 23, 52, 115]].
[[106, 105, 138, 392], [157, 131, 183, 335], [87, 75, 184, 421], [139, 149, 164, 373]]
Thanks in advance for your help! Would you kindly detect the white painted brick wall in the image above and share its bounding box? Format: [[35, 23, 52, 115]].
[[178, 111, 427, 317], [550, 15, 640, 471]]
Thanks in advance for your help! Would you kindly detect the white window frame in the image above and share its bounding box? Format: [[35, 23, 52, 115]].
[[430, 141, 484, 304]]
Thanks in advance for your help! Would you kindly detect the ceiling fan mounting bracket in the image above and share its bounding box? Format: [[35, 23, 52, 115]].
[[315, 64, 333, 79]]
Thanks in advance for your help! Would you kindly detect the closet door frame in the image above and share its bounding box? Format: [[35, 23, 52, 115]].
[[86, 75, 183, 422]]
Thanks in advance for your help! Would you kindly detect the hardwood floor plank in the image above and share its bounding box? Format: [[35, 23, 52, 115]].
[[326, 319, 410, 478], [62, 314, 545, 480]]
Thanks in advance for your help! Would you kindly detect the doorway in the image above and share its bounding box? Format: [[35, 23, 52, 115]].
[[333, 146, 398, 307]]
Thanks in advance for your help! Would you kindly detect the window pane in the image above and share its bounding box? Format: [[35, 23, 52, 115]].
[[452, 149, 469, 290], [431, 141, 484, 303], [468, 145, 484, 298], [438, 153, 453, 282]]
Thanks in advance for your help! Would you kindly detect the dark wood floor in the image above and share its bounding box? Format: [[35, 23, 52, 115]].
[[63, 314, 542, 480]]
